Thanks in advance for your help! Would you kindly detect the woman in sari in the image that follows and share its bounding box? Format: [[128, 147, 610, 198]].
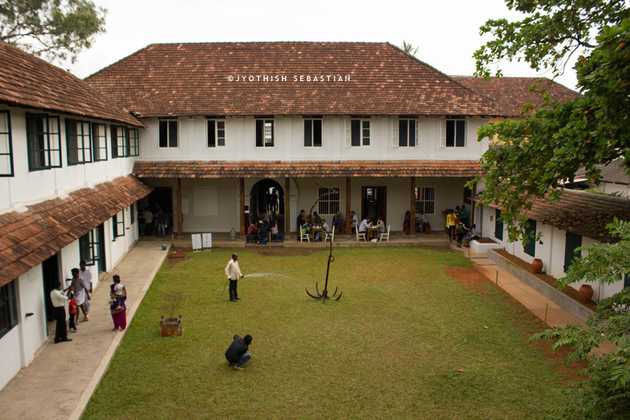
[[109, 275, 127, 331]]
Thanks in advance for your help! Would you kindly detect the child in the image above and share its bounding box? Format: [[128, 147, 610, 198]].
[[68, 291, 78, 332]]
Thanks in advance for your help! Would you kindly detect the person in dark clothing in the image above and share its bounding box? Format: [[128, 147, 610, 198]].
[[225, 334, 253, 369]]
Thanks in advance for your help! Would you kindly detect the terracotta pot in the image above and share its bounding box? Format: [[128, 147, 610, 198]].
[[578, 284, 594, 303], [530, 258, 543, 274]]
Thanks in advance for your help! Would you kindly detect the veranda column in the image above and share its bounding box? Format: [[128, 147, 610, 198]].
[[409, 177, 416, 235], [284, 177, 290, 234], [175, 178, 183, 235], [239, 177, 245, 235], [345, 176, 352, 233]]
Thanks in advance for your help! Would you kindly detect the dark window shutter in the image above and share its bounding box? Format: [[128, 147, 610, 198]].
[[256, 120, 263, 147], [362, 121, 370, 145], [208, 120, 216, 147], [351, 120, 360, 146], [524, 219, 537, 257], [168, 121, 178, 147], [304, 120, 312, 147], [494, 209, 503, 240], [456, 120, 465, 147], [66, 119, 78, 164], [399, 120, 407, 147], [409, 120, 416, 146], [159, 121, 167, 147], [564, 232, 582, 272], [111, 126, 119, 158], [313, 119, 322, 147], [446, 120, 455, 147]]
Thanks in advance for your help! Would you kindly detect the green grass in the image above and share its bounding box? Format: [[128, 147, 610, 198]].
[[84, 247, 572, 419]]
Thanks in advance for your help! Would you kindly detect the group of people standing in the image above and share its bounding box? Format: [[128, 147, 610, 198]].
[[140, 205, 170, 237], [49, 260, 128, 344], [246, 212, 282, 244], [445, 205, 478, 246]]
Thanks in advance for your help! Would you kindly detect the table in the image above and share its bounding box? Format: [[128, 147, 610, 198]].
[[367, 226, 380, 241]]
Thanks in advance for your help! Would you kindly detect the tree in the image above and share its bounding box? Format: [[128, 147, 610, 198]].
[[474, 1, 630, 418], [401, 40, 419, 57], [0, 0, 106, 63]]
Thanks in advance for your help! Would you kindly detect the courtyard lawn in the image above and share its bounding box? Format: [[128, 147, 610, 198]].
[[84, 247, 574, 419]]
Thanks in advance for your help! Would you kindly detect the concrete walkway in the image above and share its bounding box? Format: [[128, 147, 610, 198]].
[[0, 241, 168, 420], [466, 250, 584, 327]]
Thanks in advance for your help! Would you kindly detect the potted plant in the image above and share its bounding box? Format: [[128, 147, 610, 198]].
[[578, 284, 594, 303], [160, 292, 183, 337]]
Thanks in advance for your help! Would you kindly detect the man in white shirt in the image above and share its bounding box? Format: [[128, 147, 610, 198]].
[[358, 218, 369, 233], [224, 254, 243, 302], [50, 285, 71, 343]]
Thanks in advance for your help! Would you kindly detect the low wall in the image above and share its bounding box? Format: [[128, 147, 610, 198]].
[[488, 249, 594, 322]]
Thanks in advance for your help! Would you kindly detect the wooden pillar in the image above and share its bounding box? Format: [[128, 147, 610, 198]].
[[345, 176, 352, 234], [239, 177, 245, 235], [409, 177, 416, 235], [284, 177, 290, 234], [175, 178, 183, 235]]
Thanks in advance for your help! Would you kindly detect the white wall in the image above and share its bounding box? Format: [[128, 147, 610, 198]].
[[139, 116, 489, 162], [478, 204, 626, 301], [0, 327, 21, 390], [0, 105, 139, 212]]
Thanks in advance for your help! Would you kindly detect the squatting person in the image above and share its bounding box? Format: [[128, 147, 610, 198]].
[[225, 334, 253, 369]]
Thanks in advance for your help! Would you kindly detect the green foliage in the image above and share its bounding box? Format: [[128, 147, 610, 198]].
[[401, 40, 419, 57], [475, 3, 630, 418], [0, 0, 106, 63]]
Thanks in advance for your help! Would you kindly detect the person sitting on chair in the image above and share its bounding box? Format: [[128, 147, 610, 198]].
[[225, 334, 253, 370], [358, 218, 369, 233]]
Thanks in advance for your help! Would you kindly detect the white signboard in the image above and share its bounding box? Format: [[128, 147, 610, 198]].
[[191, 232, 213, 251]]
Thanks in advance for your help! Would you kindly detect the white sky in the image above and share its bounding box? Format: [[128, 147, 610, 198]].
[[66, 0, 578, 90]]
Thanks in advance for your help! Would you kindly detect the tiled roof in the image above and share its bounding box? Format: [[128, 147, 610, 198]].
[[452, 76, 579, 117], [0, 42, 141, 127], [0, 176, 151, 286], [574, 159, 629, 185], [85, 42, 499, 117], [527, 190, 630, 242], [133, 160, 481, 178]]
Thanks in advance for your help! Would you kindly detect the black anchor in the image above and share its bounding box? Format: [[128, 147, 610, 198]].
[[306, 238, 342, 301]]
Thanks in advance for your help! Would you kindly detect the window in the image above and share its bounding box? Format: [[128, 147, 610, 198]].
[[304, 117, 322, 147], [256, 119, 274, 147], [66, 120, 92, 165], [351, 118, 370, 146], [128, 128, 140, 156], [398, 118, 417, 147], [0, 110, 13, 176], [494, 209, 503, 240], [159, 119, 178, 148], [523, 219, 537, 257], [111, 126, 129, 158], [446, 118, 466, 147], [0, 280, 18, 339], [318, 187, 340, 215], [26, 113, 61, 171], [130, 203, 135, 225], [414, 187, 435, 215], [112, 209, 126, 239], [91, 123, 108, 161], [79, 229, 99, 266], [564, 232, 582, 272], [208, 119, 225, 147]]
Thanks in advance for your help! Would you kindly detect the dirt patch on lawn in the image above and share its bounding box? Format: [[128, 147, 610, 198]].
[[446, 267, 489, 294], [255, 248, 317, 257], [165, 247, 190, 266]]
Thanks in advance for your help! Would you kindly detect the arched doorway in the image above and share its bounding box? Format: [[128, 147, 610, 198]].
[[249, 179, 285, 233]]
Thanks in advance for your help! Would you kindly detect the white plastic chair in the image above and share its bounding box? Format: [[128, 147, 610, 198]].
[[356, 227, 367, 241], [324, 225, 335, 242], [379, 225, 391, 242], [300, 225, 310, 242]]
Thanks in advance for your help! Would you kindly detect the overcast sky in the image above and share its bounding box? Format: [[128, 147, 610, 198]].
[[66, 0, 578, 90]]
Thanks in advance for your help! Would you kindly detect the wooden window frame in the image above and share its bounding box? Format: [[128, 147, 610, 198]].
[[398, 118, 417, 147], [351, 118, 370, 147], [26, 113, 62, 171], [112, 209, 126, 239], [158, 119, 178, 148], [445, 118, 466, 148], [91, 123, 108, 161], [304, 117, 323, 147], [79, 229, 99, 266], [207, 119, 226, 148], [414, 186, 435, 215], [523, 219, 537, 257], [0, 280, 18, 339], [0, 110, 14, 177], [66, 119, 93, 165], [318, 187, 340, 215]]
